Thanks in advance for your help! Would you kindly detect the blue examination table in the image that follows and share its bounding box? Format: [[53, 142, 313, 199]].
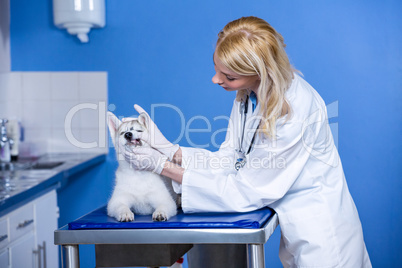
[[54, 206, 278, 268]]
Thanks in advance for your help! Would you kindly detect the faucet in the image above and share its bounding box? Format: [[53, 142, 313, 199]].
[[0, 119, 13, 163]]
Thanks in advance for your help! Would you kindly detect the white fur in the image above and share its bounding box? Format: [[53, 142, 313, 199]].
[[106, 112, 178, 222]]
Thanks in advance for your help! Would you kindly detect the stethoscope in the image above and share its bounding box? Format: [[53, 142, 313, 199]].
[[235, 95, 258, 171]]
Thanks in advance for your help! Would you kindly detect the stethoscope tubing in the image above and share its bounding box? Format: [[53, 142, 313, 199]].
[[238, 96, 249, 155], [237, 95, 259, 161]]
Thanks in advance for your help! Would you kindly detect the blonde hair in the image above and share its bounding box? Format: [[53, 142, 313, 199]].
[[215, 16, 295, 138]]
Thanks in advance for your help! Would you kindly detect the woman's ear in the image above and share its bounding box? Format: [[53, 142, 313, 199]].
[[138, 113, 149, 128]]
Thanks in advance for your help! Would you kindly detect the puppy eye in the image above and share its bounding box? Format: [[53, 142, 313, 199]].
[[136, 130, 143, 132], [120, 132, 125, 136]]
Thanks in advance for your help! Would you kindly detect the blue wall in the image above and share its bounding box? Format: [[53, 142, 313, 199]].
[[10, 0, 402, 267]]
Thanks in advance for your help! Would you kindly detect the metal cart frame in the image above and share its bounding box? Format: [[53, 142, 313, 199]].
[[54, 213, 278, 268]]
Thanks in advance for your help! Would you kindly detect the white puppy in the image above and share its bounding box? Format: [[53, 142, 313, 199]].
[[106, 112, 178, 222]]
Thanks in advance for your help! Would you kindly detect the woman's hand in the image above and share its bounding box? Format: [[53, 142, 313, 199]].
[[123, 104, 179, 161], [119, 144, 168, 174]]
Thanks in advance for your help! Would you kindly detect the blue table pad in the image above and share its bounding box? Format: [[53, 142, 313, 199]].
[[68, 206, 275, 230]]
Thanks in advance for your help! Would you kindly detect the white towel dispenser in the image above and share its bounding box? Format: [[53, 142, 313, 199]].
[[53, 0, 105, 43]]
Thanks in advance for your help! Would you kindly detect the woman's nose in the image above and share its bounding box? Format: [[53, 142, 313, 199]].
[[212, 73, 222, 85]]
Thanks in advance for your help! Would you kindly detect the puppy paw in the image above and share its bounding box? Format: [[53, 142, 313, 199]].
[[117, 209, 134, 222], [152, 210, 168, 221]]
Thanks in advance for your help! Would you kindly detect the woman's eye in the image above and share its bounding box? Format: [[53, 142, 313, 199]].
[[226, 76, 235, 81]]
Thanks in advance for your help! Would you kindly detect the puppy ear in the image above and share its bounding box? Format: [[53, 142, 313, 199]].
[[138, 113, 150, 129], [107, 112, 121, 147]]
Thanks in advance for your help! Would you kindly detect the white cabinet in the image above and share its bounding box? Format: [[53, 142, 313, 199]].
[[0, 189, 59, 268], [10, 233, 35, 268], [34, 190, 59, 267], [0, 248, 8, 267], [9, 203, 34, 242], [0, 218, 8, 249]]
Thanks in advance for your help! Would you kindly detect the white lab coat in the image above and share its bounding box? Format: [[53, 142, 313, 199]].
[[174, 74, 371, 268]]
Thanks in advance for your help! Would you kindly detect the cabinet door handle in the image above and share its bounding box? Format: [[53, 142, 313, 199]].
[[33, 247, 42, 268], [34, 241, 47, 268], [0, 234, 7, 242], [17, 219, 34, 229], [42, 241, 47, 268]]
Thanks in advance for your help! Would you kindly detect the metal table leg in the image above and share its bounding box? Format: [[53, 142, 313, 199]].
[[62, 245, 80, 268], [247, 244, 265, 268]]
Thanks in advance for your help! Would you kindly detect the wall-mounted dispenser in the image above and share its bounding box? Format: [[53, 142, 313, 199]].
[[53, 0, 105, 43]]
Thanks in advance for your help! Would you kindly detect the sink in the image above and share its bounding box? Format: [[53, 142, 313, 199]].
[[0, 160, 65, 201], [0, 162, 30, 171], [0, 161, 64, 171], [31, 161, 64, 169]]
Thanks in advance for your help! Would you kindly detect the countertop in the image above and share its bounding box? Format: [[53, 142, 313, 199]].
[[0, 153, 107, 217]]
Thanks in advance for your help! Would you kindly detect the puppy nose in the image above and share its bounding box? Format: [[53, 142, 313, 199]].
[[124, 132, 133, 141]]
